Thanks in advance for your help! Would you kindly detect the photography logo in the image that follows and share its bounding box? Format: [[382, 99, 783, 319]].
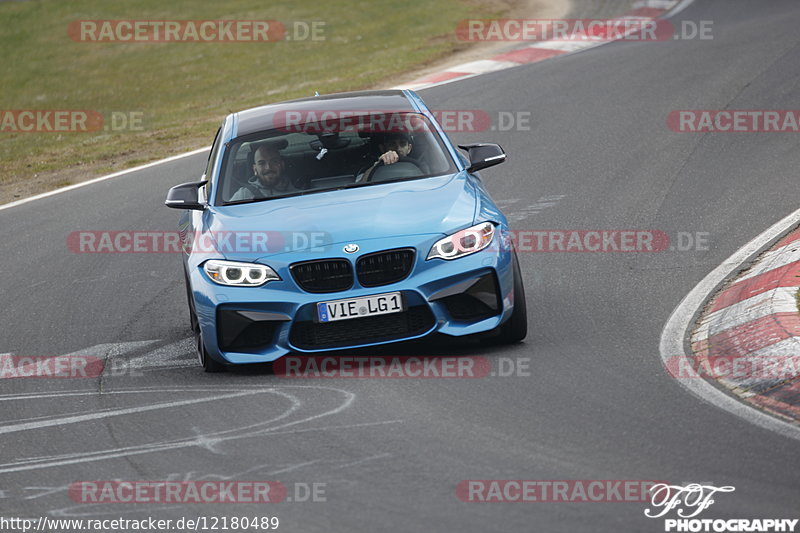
[[644, 483, 798, 532]]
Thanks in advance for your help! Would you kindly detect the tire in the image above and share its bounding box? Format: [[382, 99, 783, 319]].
[[496, 251, 528, 344], [185, 266, 225, 373], [184, 266, 199, 334], [196, 330, 225, 373]]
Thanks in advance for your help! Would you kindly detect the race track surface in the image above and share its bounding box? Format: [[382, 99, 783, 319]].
[[2, 1, 799, 530]]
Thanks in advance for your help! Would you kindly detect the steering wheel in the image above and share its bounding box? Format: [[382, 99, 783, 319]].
[[362, 157, 424, 183]]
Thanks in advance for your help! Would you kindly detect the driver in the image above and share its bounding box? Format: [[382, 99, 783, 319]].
[[361, 131, 422, 181], [377, 131, 414, 165]]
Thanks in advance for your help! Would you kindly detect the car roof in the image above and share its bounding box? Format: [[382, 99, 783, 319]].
[[234, 90, 417, 137]]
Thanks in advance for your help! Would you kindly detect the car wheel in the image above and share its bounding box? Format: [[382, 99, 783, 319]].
[[196, 330, 225, 373], [496, 251, 528, 344], [184, 267, 199, 334]]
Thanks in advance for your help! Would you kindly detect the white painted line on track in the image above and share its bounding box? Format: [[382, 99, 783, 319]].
[[659, 208, 800, 442], [634, 0, 678, 8], [0, 146, 210, 213], [527, 41, 602, 53], [0, 390, 261, 436], [0, 386, 365, 473], [665, 0, 698, 17], [445, 59, 521, 74]]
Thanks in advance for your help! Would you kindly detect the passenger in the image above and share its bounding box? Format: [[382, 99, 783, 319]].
[[231, 143, 301, 201]]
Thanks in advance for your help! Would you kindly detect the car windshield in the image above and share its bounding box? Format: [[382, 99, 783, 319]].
[[216, 112, 458, 205]]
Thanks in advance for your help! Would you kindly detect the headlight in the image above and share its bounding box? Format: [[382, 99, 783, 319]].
[[203, 260, 280, 287], [427, 222, 495, 260]]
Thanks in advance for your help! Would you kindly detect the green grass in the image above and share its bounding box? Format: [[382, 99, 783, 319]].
[[796, 287, 800, 314], [0, 0, 500, 188]]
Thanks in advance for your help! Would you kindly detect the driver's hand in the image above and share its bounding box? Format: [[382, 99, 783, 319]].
[[378, 150, 399, 165]]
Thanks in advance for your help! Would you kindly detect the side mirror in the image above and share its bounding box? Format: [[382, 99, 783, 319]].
[[165, 181, 207, 210], [458, 143, 506, 173]]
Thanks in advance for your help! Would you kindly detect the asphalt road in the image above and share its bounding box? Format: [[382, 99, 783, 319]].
[[1, 1, 799, 531]]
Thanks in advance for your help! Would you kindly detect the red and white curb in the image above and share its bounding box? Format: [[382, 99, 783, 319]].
[[661, 209, 800, 443], [394, 0, 687, 91], [690, 229, 800, 422]]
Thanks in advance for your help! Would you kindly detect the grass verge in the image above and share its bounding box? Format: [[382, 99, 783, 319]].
[[0, 0, 505, 202]]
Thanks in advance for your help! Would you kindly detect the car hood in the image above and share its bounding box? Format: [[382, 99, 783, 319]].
[[208, 173, 477, 259]]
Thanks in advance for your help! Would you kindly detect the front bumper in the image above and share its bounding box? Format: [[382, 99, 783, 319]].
[[189, 233, 516, 364]]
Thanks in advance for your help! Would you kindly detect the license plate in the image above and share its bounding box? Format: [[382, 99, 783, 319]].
[[317, 292, 403, 322]]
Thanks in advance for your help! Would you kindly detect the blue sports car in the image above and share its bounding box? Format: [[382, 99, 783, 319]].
[[166, 90, 526, 372]]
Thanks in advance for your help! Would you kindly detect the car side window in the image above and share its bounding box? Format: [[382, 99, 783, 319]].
[[204, 127, 222, 181], [199, 127, 224, 204]]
